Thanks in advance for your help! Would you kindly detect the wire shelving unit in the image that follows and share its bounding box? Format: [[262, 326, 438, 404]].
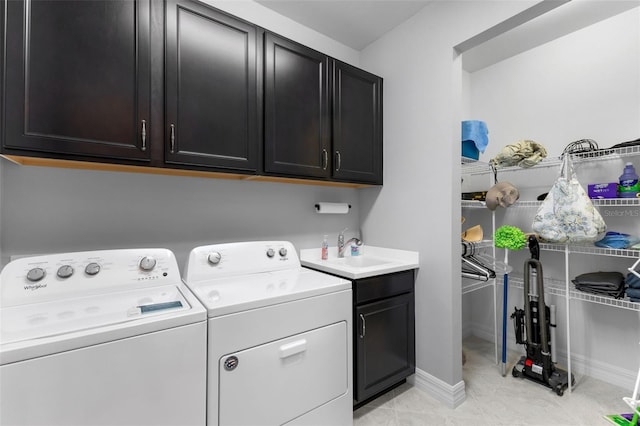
[[460, 143, 640, 386]]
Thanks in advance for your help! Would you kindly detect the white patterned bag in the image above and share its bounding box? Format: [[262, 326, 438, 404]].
[[532, 154, 606, 243]]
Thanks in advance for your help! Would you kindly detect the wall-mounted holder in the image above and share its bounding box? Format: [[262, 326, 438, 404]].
[[315, 202, 351, 214]]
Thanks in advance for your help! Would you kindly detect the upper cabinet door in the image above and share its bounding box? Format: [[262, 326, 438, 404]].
[[332, 61, 383, 184], [2, 0, 152, 162], [165, 0, 259, 172], [264, 33, 330, 179]]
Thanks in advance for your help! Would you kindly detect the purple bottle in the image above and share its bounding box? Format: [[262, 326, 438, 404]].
[[618, 162, 639, 198]]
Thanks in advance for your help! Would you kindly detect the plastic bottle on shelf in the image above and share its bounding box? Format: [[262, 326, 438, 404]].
[[618, 162, 640, 198], [321, 235, 329, 260]]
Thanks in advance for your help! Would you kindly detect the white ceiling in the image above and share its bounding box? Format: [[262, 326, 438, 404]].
[[459, 0, 640, 72], [255, 0, 640, 70], [255, 0, 433, 50]]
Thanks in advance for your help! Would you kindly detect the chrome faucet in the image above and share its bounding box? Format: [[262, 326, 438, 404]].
[[338, 228, 362, 258]]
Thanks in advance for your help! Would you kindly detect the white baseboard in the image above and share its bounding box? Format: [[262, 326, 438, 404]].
[[467, 323, 637, 390], [409, 368, 466, 408], [568, 351, 637, 391]]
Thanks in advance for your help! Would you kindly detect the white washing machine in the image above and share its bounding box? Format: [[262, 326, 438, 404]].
[[182, 241, 353, 426], [0, 248, 207, 426]]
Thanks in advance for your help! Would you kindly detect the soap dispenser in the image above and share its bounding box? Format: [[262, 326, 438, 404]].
[[350, 241, 361, 256], [321, 235, 329, 260]]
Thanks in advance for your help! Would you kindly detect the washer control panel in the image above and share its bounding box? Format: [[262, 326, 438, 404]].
[[183, 241, 300, 283], [1, 248, 181, 308]]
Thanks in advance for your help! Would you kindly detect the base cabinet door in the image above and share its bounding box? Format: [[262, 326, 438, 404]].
[[165, 0, 259, 172], [355, 292, 415, 403], [2, 0, 152, 162]]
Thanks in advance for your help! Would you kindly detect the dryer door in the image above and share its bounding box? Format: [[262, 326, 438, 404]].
[[219, 321, 348, 425]]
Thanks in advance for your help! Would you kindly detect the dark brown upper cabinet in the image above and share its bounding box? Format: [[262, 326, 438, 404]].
[[263, 32, 383, 184], [1, 1, 381, 186], [263, 32, 331, 179], [332, 60, 383, 185], [2, 0, 152, 162], [164, 0, 259, 173]]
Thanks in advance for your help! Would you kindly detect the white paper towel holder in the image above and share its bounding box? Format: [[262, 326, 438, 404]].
[[314, 202, 351, 214]]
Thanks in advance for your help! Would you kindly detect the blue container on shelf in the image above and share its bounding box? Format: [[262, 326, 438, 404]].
[[461, 120, 488, 161], [462, 140, 479, 160]]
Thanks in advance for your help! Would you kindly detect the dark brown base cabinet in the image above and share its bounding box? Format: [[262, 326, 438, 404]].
[[353, 270, 416, 407]]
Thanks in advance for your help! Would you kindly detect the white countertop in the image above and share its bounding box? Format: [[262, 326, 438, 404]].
[[299, 245, 419, 279]]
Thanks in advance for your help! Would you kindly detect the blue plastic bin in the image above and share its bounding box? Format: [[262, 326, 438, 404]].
[[462, 140, 479, 160]]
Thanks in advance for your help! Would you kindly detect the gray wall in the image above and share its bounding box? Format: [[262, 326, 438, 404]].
[[0, 163, 362, 271], [358, 0, 537, 395]]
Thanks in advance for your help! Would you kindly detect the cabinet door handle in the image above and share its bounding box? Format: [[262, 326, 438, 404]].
[[322, 149, 328, 170], [359, 313, 366, 338], [335, 151, 341, 172], [140, 120, 147, 151], [170, 124, 176, 153]]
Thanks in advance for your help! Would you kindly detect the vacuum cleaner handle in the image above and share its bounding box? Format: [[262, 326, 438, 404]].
[[529, 235, 540, 260]]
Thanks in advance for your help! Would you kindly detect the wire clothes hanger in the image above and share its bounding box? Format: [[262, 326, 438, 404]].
[[461, 242, 496, 281], [461, 241, 514, 280]]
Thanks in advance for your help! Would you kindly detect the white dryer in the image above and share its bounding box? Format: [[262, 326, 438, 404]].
[[183, 241, 353, 426], [0, 248, 207, 426]]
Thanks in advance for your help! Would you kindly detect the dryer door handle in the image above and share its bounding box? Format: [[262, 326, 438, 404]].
[[279, 339, 307, 358]]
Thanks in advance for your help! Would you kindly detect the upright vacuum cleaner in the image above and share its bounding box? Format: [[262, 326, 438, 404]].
[[511, 236, 574, 396]]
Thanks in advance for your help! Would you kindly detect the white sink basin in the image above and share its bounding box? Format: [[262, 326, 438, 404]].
[[300, 246, 419, 279], [330, 256, 392, 268]]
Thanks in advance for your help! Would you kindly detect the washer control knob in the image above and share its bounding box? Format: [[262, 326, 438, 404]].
[[279, 247, 287, 257], [266, 248, 275, 258], [208, 252, 222, 265], [57, 265, 74, 279], [85, 262, 101, 276], [139, 256, 157, 271], [26, 267, 46, 282]]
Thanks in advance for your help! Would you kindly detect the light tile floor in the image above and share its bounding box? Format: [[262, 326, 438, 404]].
[[354, 336, 632, 425]]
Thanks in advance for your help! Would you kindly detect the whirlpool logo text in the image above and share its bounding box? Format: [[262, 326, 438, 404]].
[[24, 283, 47, 291]]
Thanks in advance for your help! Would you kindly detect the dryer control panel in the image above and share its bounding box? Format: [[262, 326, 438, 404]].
[[183, 241, 300, 283], [0, 248, 181, 307]]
